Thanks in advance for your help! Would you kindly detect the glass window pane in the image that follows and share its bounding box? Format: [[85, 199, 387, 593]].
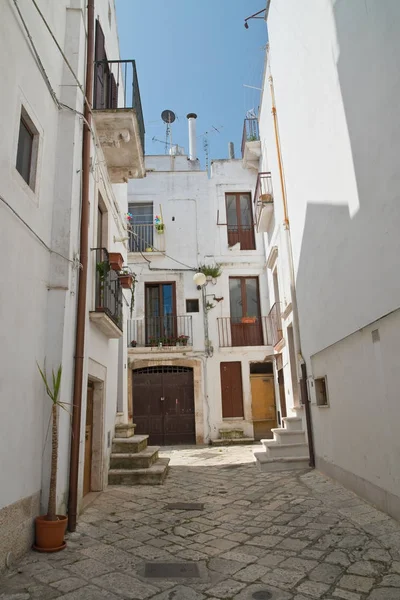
[[129, 203, 153, 223], [162, 284, 173, 316], [16, 119, 33, 184], [239, 195, 252, 228], [229, 278, 243, 320], [245, 278, 259, 316], [146, 286, 160, 317], [226, 195, 237, 227]]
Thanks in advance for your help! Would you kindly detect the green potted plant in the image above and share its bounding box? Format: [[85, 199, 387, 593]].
[[96, 260, 110, 307], [178, 334, 190, 346], [130, 340, 137, 347], [34, 364, 68, 553], [119, 271, 133, 289], [199, 263, 222, 279]]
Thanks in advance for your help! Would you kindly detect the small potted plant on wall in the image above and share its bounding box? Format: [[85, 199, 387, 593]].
[[178, 334, 190, 346], [34, 363, 68, 552], [130, 340, 137, 347], [119, 268, 133, 289]]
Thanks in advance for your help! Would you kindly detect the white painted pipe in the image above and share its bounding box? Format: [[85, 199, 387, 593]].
[[187, 113, 197, 160]]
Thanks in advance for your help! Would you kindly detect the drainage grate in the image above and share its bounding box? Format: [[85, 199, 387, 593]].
[[252, 591, 273, 600], [144, 562, 200, 578], [166, 502, 204, 511]]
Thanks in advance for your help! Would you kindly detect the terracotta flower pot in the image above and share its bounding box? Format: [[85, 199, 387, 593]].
[[108, 252, 124, 271], [33, 515, 67, 553], [242, 316, 256, 324], [119, 274, 133, 289]]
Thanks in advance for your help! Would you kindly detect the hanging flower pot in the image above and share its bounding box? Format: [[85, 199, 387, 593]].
[[119, 273, 133, 289], [242, 316, 256, 324], [108, 252, 124, 271], [155, 223, 165, 234]]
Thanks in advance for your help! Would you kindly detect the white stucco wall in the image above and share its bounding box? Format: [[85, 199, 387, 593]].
[[260, 0, 400, 510], [0, 0, 130, 562]]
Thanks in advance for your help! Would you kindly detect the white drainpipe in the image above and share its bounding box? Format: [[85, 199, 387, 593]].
[[187, 113, 197, 161]]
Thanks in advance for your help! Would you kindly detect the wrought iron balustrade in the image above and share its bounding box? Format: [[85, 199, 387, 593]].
[[267, 302, 283, 346], [127, 316, 193, 348], [92, 248, 123, 330], [93, 59, 145, 153], [241, 117, 260, 157], [217, 316, 272, 347]]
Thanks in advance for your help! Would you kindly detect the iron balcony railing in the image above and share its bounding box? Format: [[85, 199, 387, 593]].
[[268, 302, 283, 346], [254, 171, 274, 227], [93, 59, 145, 153], [241, 117, 260, 157], [129, 223, 154, 252], [127, 316, 193, 348], [93, 247, 123, 330], [217, 317, 273, 348]]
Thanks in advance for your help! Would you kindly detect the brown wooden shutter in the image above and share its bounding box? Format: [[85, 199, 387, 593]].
[[220, 362, 244, 418], [94, 20, 107, 108], [110, 73, 118, 109]]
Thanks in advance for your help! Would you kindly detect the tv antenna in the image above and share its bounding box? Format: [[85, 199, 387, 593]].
[[198, 125, 223, 173], [161, 109, 176, 154]]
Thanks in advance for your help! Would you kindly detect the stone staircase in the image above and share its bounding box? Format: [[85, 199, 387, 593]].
[[254, 416, 310, 472], [211, 428, 254, 446], [108, 423, 169, 485]]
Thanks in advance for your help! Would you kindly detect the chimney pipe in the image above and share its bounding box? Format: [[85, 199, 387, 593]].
[[187, 113, 197, 160], [228, 142, 235, 159]]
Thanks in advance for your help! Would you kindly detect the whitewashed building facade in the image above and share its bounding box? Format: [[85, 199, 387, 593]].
[[0, 0, 144, 565], [255, 0, 400, 518], [126, 121, 281, 447]]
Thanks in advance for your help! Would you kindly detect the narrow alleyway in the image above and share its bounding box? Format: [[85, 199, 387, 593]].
[[1, 446, 400, 600]]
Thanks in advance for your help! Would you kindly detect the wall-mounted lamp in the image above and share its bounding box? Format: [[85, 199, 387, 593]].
[[244, 7, 266, 29], [193, 272, 207, 290]]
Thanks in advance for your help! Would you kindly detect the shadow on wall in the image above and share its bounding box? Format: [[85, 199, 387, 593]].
[[294, 0, 400, 361]]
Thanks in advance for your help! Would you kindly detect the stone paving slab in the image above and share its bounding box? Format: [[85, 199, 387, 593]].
[[1, 445, 400, 599]]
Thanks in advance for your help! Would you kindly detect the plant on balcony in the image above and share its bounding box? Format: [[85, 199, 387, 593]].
[[199, 263, 222, 278], [96, 260, 110, 306], [119, 271, 133, 289], [130, 340, 137, 347], [247, 134, 258, 142], [34, 363, 68, 552], [154, 214, 164, 234], [178, 334, 189, 346]]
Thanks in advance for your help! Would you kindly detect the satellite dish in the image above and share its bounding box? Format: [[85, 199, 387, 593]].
[[161, 109, 176, 124]]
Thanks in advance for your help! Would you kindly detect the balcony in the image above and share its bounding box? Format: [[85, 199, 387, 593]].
[[217, 317, 272, 348], [89, 248, 123, 338], [254, 172, 274, 232], [129, 223, 165, 254], [127, 316, 193, 349], [93, 60, 145, 182], [268, 303, 283, 348], [241, 118, 261, 170]]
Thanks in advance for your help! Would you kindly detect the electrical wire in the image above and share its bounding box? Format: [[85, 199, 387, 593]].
[[13, 0, 61, 108], [0, 193, 78, 266], [127, 226, 196, 270]]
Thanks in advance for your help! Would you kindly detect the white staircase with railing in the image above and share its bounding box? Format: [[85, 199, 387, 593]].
[[254, 416, 310, 472]]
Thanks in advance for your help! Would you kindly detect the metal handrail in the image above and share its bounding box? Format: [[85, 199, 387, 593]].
[[92, 247, 123, 330], [241, 117, 260, 157], [217, 316, 272, 347], [127, 316, 193, 347]]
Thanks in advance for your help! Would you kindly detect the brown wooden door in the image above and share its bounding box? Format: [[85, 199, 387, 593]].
[[251, 374, 277, 440], [226, 193, 255, 250], [132, 366, 195, 445], [83, 384, 94, 496], [278, 368, 287, 420], [220, 362, 244, 418]]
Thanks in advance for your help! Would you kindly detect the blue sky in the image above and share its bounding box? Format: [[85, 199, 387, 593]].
[[115, 0, 266, 167]]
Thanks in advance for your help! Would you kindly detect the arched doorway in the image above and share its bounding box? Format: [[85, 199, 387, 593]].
[[132, 366, 195, 445]]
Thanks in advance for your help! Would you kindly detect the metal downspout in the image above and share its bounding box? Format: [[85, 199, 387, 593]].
[[68, 0, 94, 532], [268, 73, 315, 467]]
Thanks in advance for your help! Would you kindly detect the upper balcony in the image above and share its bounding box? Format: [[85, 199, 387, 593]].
[[127, 316, 193, 351], [254, 172, 274, 232], [241, 118, 261, 170], [89, 248, 123, 338], [93, 60, 145, 182], [128, 223, 165, 254], [217, 316, 273, 348], [268, 303, 284, 349]]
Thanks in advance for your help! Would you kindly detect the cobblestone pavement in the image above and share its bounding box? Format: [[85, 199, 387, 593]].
[[2, 445, 400, 600]]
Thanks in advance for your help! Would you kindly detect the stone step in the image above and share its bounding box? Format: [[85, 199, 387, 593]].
[[219, 428, 244, 440], [110, 446, 159, 470], [254, 452, 310, 472], [112, 435, 148, 454], [262, 440, 309, 458], [282, 417, 303, 431], [271, 428, 306, 445], [108, 458, 170, 485], [114, 423, 136, 438], [211, 437, 255, 446]]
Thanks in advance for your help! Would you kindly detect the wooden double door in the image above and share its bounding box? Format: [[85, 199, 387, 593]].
[[132, 366, 195, 445]]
